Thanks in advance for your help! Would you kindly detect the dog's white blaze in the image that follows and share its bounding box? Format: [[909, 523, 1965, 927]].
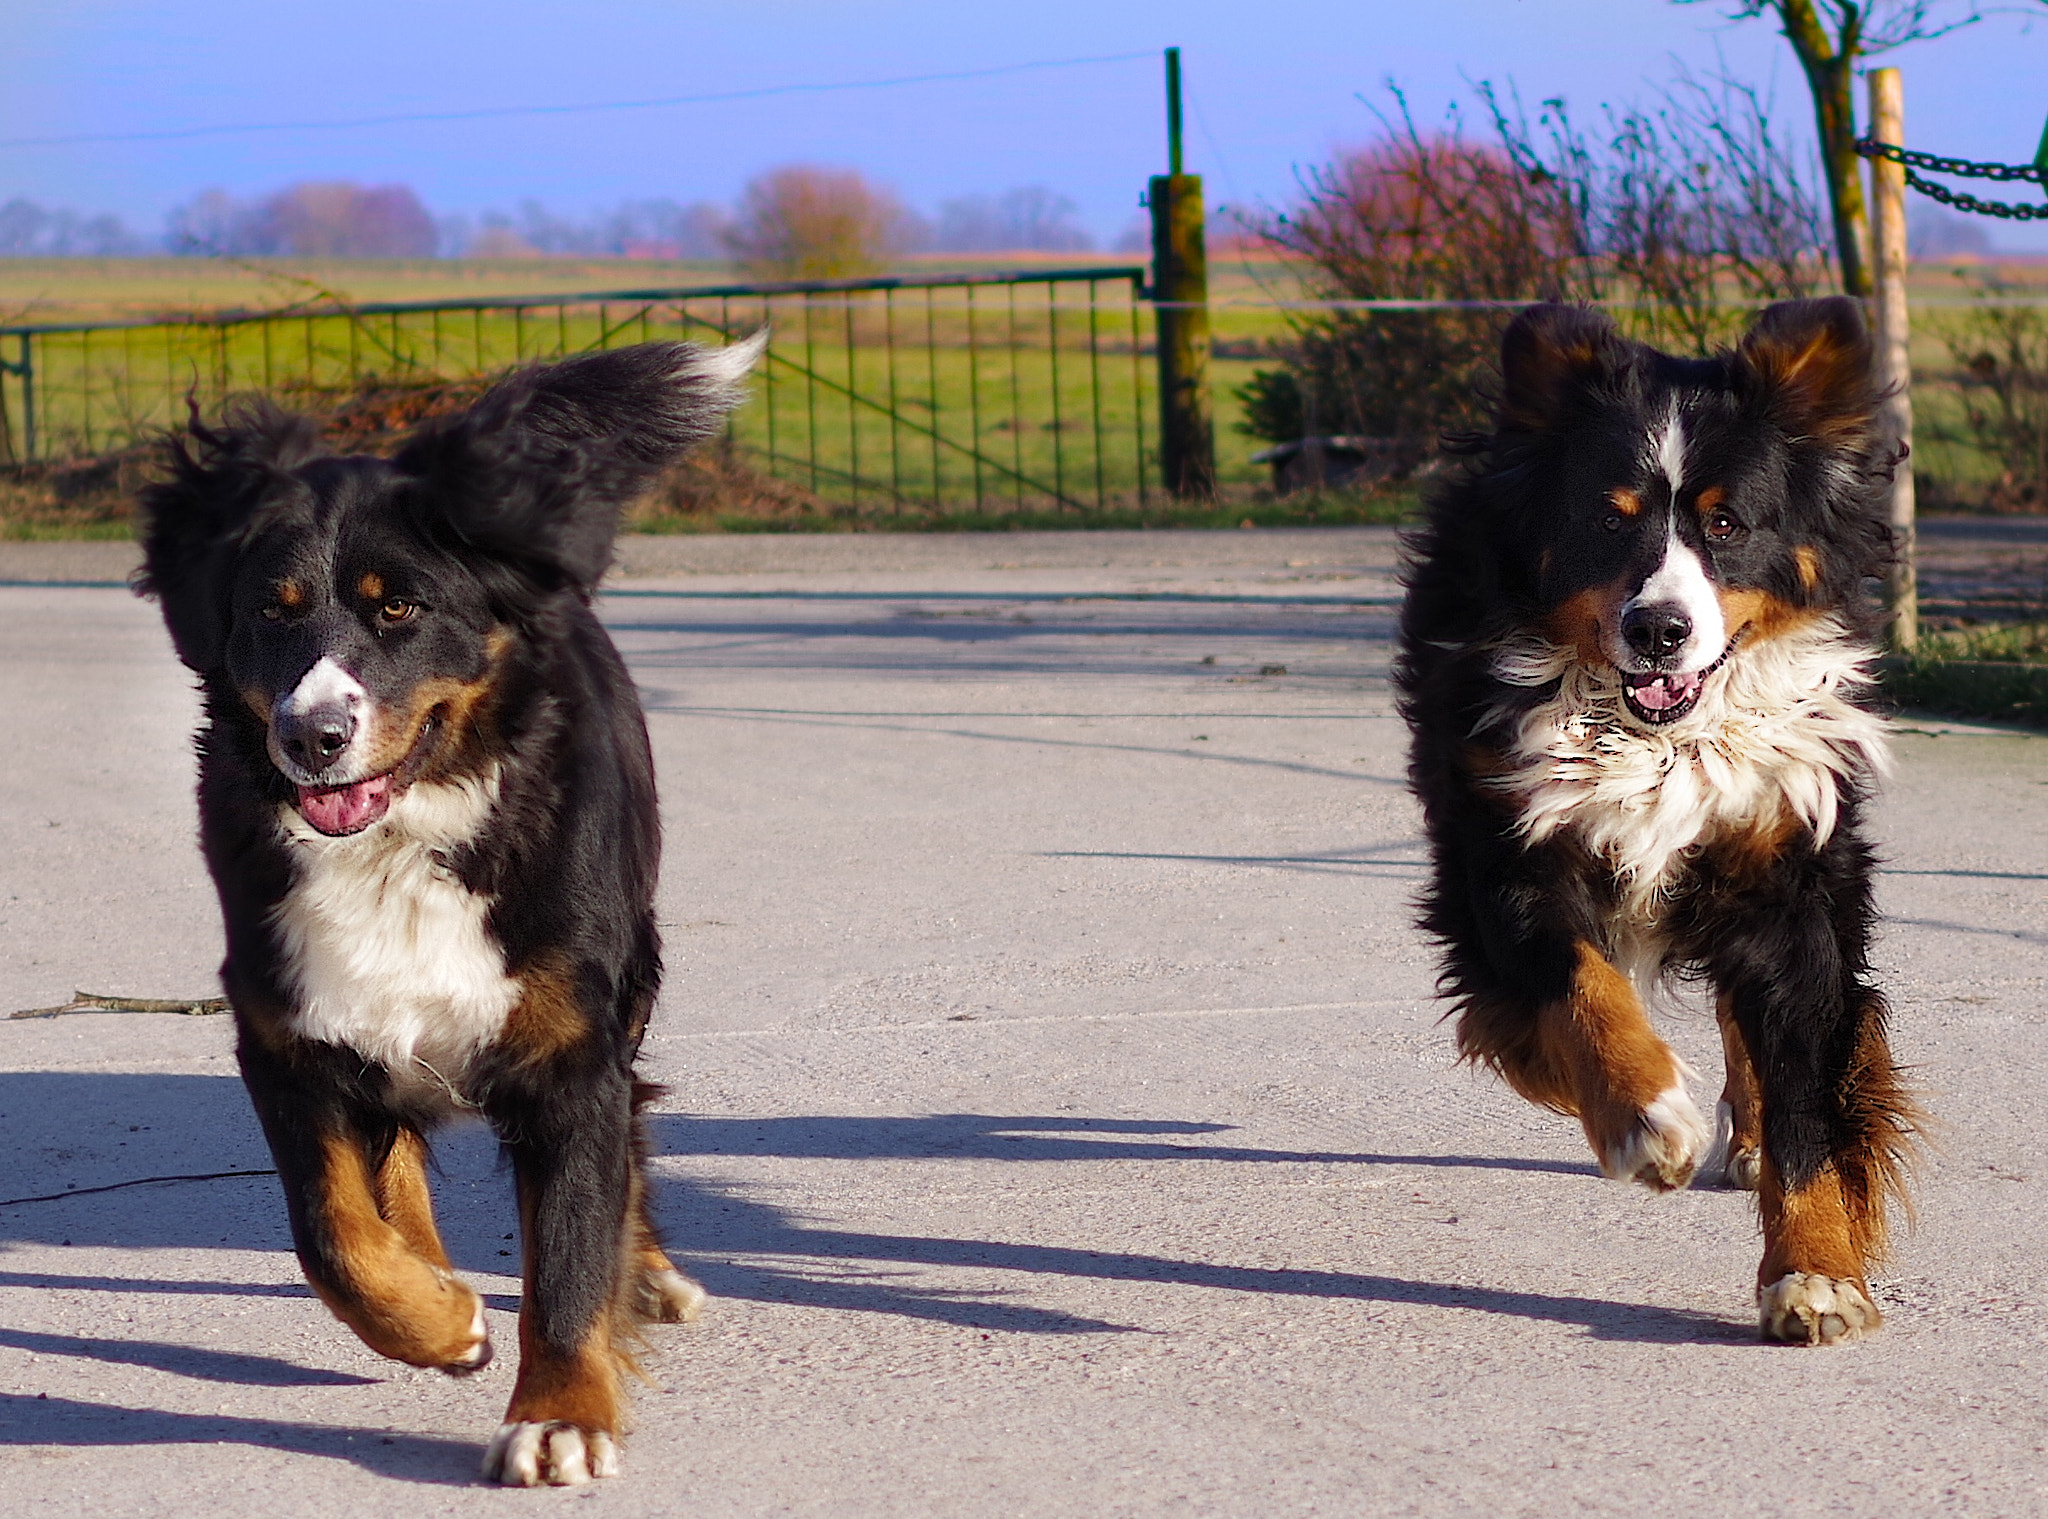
[[1613, 530, 1727, 674], [1488, 619, 1890, 917], [1651, 407, 1687, 496], [268, 656, 373, 780], [272, 767, 516, 1101]]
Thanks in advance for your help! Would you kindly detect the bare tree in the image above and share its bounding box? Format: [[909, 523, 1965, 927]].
[[1671, 0, 1980, 296], [724, 165, 917, 280]]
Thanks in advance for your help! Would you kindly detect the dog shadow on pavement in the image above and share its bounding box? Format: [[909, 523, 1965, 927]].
[[0, 1070, 493, 1482], [643, 1111, 1753, 1348], [0, 1071, 1748, 1479]]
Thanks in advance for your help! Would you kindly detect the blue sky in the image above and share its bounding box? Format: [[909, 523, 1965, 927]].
[[5, 0, 2045, 247]]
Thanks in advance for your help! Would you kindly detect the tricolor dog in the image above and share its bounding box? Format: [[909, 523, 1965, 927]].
[[1397, 299, 1918, 1344], [137, 336, 761, 1483]]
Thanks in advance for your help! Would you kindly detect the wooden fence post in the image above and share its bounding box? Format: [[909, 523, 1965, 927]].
[[1149, 48, 1214, 499], [1868, 67, 1917, 651]]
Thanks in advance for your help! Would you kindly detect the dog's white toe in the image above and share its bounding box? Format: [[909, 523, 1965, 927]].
[[1759, 1272, 1880, 1345], [1708, 1100, 1763, 1191], [1598, 1083, 1708, 1192], [441, 1290, 493, 1375], [639, 1266, 708, 1323], [482, 1421, 618, 1486]]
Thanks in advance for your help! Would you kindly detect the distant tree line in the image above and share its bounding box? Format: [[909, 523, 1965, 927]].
[[0, 199, 149, 256], [0, 170, 1100, 264]]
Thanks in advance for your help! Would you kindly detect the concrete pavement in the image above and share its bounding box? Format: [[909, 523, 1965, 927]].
[[2, 529, 2047, 1516]]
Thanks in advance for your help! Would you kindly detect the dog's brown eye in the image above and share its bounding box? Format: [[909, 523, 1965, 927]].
[[259, 604, 284, 622], [1705, 511, 1740, 541], [379, 598, 418, 625], [1602, 512, 1625, 533]]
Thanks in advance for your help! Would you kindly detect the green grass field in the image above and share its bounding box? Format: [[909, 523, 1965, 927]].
[[0, 257, 1303, 512], [0, 252, 2036, 535]]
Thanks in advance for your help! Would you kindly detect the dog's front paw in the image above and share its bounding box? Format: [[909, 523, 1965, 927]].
[[1759, 1272, 1881, 1345], [1596, 1084, 1708, 1192], [482, 1421, 619, 1486], [636, 1266, 707, 1324]]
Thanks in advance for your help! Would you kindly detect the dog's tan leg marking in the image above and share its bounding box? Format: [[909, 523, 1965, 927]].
[[373, 1128, 455, 1269], [305, 1133, 491, 1373], [482, 1175, 633, 1487], [1757, 1160, 1881, 1344], [1484, 942, 1707, 1191], [1714, 996, 1764, 1191], [1753, 1006, 1915, 1345]]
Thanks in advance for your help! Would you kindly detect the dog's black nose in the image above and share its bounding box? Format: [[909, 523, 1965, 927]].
[[278, 704, 357, 773], [1621, 604, 1692, 660]]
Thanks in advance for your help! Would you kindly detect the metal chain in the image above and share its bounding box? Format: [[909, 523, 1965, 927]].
[[1854, 137, 2048, 221]]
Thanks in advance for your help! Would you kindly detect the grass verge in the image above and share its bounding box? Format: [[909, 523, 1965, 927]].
[[1883, 621, 2048, 728]]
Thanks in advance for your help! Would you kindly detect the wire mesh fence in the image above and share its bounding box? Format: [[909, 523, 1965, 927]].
[[0, 266, 1155, 516]]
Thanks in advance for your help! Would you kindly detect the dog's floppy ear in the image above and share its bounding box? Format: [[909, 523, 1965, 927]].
[[1735, 296, 1881, 444], [1496, 304, 1622, 434], [133, 400, 322, 672], [394, 334, 765, 595]]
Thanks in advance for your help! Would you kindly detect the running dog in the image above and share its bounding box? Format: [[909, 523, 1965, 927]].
[[137, 335, 762, 1482], [1396, 298, 1917, 1344]]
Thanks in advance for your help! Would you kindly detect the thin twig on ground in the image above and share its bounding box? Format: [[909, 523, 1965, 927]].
[[11, 990, 229, 1021]]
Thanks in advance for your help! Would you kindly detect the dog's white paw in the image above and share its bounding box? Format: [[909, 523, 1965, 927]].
[[1710, 1102, 1763, 1191], [638, 1266, 708, 1324], [1598, 1083, 1708, 1192], [1759, 1272, 1881, 1345], [441, 1290, 493, 1376], [482, 1421, 619, 1487]]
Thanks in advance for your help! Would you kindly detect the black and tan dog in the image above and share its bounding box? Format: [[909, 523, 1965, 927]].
[[137, 336, 761, 1483], [1397, 298, 1917, 1344]]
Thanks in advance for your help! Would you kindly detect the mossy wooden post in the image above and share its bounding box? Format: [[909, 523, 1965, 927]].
[[1149, 47, 1214, 499], [1869, 67, 1917, 651]]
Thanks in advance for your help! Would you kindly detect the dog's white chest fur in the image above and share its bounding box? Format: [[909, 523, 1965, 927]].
[[1487, 620, 1889, 911], [270, 769, 516, 1096]]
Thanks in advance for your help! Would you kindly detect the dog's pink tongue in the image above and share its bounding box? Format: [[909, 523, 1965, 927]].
[[1626, 672, 1703, 711], [296, 775, 393, 836]]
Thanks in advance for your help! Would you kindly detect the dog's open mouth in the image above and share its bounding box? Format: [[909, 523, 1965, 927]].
[[1618, 642, 1735, 726], [1621, 669, 1706, 724], [295, 773, 399, 836]]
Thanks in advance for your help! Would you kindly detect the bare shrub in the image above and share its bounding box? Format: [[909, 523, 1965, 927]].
[[1940, 276, 2048, 512], [1239, 75, 1832, 460], [1240, 95, 1596, 458], [1551, 70, 1829, 354], [725, 166, 916, 280]]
